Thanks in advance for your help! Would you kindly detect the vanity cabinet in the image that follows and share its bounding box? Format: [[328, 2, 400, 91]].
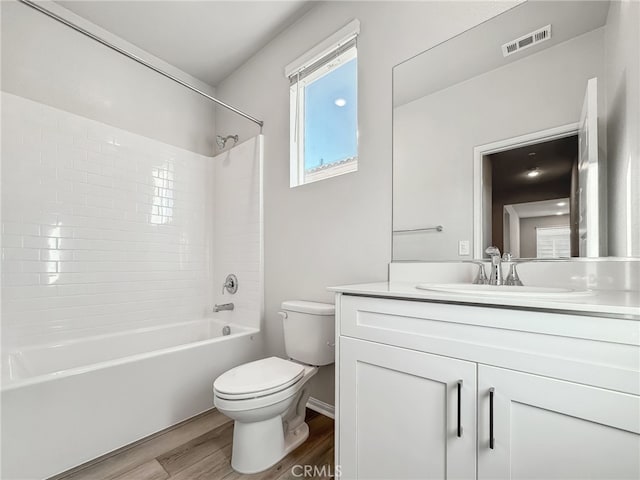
[[339, 337, 476, 479], [335, 294, 640, 480], [477, 365, 640, 480]]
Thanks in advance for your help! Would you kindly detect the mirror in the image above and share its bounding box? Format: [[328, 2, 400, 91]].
[[392, 0, 639, 261]]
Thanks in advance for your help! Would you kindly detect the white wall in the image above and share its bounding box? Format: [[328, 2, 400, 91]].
[[1, 93, 214, 349], [1, 0, 216, 155], [605, 0, 640, 257], [214, 1, 518, 406], [393, 28, 604, 260]]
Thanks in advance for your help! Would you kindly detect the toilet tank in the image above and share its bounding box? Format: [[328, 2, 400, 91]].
[[281, 300, 335, 366]]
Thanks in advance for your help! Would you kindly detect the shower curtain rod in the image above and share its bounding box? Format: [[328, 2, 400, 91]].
[[18, 0, 264, 129]]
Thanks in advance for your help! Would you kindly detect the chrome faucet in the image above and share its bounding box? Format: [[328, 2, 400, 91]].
[[213, 303, 234, 312], [485, 246, 503, 285]]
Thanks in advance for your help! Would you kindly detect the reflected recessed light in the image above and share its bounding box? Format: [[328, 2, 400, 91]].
[[334, 98, 347, 107], [557, 202, 566, 207], [556, 212, 564, 215], [526, 168, 540, 177]]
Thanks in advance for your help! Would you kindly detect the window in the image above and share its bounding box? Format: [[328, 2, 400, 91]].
[[536, 226, 571, 258], [287, 21, 359, 187]]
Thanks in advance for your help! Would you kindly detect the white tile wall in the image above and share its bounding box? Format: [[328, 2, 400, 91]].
[[212, 136, 263, 330], [1, 93, 216, 349]]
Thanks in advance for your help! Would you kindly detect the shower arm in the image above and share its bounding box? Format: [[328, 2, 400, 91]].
[[17, 0, 264, 130]]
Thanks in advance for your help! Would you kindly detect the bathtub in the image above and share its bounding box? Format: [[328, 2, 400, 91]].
[[1, 318, 262, 479]]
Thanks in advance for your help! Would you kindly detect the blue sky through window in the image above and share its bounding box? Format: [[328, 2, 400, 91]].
[[304, 57, 357, 171]]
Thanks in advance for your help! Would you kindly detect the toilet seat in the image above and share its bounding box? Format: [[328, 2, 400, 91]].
[[214, 357, 305, 400], [214, 363, 317, 413], [211, 300, 335, 474]]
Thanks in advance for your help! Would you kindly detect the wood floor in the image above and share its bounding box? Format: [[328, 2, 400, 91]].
[[54, 409, 334, 480]]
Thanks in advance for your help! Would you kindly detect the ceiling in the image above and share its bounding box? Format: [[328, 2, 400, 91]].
[[55, 1, 316, 87], [508, 198, 570, 218], [489, 134, 577, 191]]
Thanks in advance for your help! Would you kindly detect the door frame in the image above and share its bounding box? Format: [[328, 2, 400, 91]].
[[473, 123, 579, 259], [503, 204, 521, 258]]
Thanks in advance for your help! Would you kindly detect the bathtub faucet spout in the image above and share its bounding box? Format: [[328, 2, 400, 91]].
[[213, 303, 234, 312]]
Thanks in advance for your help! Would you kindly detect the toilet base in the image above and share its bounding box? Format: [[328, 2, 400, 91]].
[[230, 419, 310, 474], [284, 421, 310, 456]]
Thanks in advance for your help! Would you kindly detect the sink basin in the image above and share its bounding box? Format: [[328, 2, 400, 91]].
[[415, 283, 593, 297]]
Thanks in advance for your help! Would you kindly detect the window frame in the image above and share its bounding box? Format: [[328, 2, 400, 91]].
[[536, 225, 571, 258], [287, 24, 359, 188]]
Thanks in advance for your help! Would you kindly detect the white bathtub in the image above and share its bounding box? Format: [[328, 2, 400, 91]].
[[1, 318, 262, 479]]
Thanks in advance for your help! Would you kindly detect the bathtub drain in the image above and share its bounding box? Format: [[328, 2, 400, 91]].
[[222, 325, 231, 336]]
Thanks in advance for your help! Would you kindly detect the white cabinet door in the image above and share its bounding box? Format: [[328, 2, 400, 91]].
[[478, 365, 640, 480], [339, 337, 476, 480]]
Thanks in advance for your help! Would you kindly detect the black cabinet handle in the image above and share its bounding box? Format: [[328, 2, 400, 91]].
[[457, 380, 463, 437], [489, 387, 495, 449]]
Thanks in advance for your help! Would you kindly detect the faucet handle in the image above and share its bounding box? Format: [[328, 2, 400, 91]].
[[505, 263, 524, 286], [502, 252, 512, 262], [222, 274, 238, 294], [472, 263, 488, 285]]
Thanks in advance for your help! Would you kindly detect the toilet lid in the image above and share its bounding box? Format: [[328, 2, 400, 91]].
[[214, 357, 305, 398]]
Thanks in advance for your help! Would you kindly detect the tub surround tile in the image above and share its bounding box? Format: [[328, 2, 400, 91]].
[[2, 93, 263, 348], [1, 93, 214, 348], [212, 136, 263, 331]]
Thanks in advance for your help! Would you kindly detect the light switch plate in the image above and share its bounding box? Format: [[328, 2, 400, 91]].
[[458, 240, 470, 256]]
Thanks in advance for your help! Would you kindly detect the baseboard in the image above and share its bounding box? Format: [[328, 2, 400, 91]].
[[307, 397, 335, 419]]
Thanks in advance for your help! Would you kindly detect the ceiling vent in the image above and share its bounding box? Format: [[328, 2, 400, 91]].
[[502, 25, 552, 57]]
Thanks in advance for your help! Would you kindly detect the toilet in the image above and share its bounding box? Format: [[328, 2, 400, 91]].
[[213, 300, 335, 474]]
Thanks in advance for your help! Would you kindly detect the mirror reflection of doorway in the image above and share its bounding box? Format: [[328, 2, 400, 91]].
[[503, 198, 572, 258], [476, 77, 601, 259], [488, 134, 579, 258]]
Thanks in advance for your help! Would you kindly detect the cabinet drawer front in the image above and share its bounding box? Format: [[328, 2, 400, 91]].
[[477, 365, 640, 480], [339, 337, 476, 480], [339, 295, 640, 394]]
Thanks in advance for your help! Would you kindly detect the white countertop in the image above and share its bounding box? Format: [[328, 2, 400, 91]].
[[328, 281, 640, 318]]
